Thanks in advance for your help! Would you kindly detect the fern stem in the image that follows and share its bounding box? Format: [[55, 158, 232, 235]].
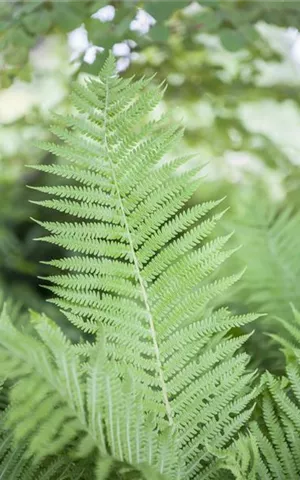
[[102, 70, 174, 427]]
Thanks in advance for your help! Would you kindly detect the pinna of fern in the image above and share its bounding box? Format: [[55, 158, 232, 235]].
[[0, 53, 264, 478]]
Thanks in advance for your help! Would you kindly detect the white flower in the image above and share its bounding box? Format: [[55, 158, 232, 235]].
[[183, 1, 204, 16], [84, 45, 104, 64], [116, 57, 131, 72], [112, 42, 131, 57], [68, 25, 89, 61], [111, 39, 137, 72], [130, 9, 156, 35], [290, 32, 300, 65], [68, 24, 104, 65], [126, 39, 137, 48], [91, 5, 115, 22]]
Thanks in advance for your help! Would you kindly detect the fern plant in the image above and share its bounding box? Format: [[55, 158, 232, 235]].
[[219, 308, 300, 479], [0, 302, 92, 480], [230, 199, 300, 320], [214, 186, 300, 374], [0, 54, 264, 478]]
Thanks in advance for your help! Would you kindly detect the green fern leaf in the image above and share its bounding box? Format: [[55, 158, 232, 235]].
[[0, 308, 180, 479], [24, 53, 263, 477], [220, 363, 300, 478], [226, 192, 300, 320]]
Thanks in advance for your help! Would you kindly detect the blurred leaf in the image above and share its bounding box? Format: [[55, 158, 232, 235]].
[[52, 4, 84, 32], [192, 10, 222, 31], [0, 21, 10, 33], [18, 2, 42, 17], [8, 28, 35, 48], [0, 73, 12, 89], [88, 0, 108, 15], [87, 19, 112, 45], [120, 0, 137, 7], [18, 63, 32, 82], [200, 0, 219, 6], [145, 1, 187, 21], [241, 25, 260, 44], [115, 15, 133, 38], [219, 28, 247, 52], [22, 10, 52, 35], [6, 45, 28, 65], [108, 5, 135, 40], [150, 25, 169, 42], [220, 7, 249, 27]]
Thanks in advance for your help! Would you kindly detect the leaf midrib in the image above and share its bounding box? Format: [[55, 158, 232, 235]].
[[102, 74, 174, 427]]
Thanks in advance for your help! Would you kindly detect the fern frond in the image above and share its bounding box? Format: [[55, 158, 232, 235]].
[[227, 193, 300, 320], [27, 54, 261, 477], [0, 308, 180, 479], [268, 305, 300, 355], [0, 385, 89, 480], [220, 364, 300, 479]]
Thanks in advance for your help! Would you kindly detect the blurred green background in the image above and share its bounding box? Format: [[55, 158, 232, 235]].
[[1, 0, 300, 371]]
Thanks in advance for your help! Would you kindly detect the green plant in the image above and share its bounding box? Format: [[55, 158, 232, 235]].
[[225, 194, 300, 320], [0, 53, 300, 479], [218, 307, 300, 479], [216, 187, 300, 374]]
